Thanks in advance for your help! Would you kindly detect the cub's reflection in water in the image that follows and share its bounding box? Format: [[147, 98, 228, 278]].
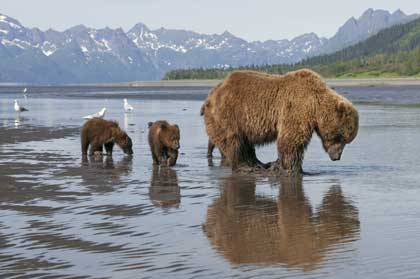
[[203, 175, 360, 271], [149, 166, 180, 208], [79, 155, 133, 190]]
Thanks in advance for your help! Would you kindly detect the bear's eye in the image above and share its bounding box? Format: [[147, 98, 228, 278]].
[[333, 134, 343, 142]]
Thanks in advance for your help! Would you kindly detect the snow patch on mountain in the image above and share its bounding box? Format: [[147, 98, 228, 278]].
[[0, 15, 22, 29], [80, 45, 88, 53], [41, 42, 57, 56], [1, 38, 30, 49]]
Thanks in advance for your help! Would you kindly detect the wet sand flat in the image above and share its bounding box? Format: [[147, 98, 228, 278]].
[[1, 87, 420, 278]]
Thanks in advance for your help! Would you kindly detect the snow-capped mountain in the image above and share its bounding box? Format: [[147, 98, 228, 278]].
[[0, 9, 417, 83], [127, 24, 328, 71], [324, 8, 419, 53]]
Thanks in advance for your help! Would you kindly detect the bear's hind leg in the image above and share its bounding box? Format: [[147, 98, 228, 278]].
[[89, 142, 103, 156], [243, 144, 269, 170], [207, 140, 215, 158], [151, 146, 161, 165], [81, 138, 89, 155], [221, 136, 254, 172], [208, 140, 227, 165], [220, 149, 226, 160]]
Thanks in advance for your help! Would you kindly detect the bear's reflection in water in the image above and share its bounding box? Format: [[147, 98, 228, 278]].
[[80, 155, 133, 190], [149, 166, 180, 208], [203, 175, 360, 271]]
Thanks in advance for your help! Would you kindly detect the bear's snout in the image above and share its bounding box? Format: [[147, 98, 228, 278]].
[[329, 151, 342, 161], [327, 143, 344, 161], [124, 148, 133, 155]]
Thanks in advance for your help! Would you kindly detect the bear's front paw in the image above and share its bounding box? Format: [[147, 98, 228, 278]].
[[233, 164, 259, 173], [268, 162, 302, 176], [267, 160, 281, 170], [267, 160, 290, 174]]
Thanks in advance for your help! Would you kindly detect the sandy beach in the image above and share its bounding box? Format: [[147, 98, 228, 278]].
[[2, 77, 420, 90], [118, 77, 420, 88]]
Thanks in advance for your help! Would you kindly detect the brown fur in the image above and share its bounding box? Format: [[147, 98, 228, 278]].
[[201, 69, 359, 174], [207, 139, 226, 159], [148, 121, 180, 166], [81, 118, 133, 156], [202, 84, 228, 161]]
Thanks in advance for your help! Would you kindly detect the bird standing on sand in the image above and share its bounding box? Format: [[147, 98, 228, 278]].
[[83, 107, 107, 119], [124, 98, 134, 113], [14, 100, 28, 113], [23, 87, 28, 99]]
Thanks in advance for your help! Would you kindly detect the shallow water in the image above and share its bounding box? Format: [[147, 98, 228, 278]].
[[1, 87, 420, 278]]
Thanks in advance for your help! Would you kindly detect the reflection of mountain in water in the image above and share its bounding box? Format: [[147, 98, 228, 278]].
[[149, 167, 180, 208], [203, 175, 360, 271]]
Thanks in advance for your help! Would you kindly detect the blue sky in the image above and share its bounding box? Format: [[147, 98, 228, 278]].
[[0, 0, 418, 41]]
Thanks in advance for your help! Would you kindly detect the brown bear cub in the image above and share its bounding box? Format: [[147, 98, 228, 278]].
[[201, 69, 359, 175], [148, 121, 180, 167], [81, 118, 133, 156]]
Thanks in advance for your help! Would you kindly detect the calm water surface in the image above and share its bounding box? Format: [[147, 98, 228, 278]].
[[0, 86, 420, 278]]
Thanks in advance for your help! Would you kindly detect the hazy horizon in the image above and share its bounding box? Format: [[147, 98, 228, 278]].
[[0, 0, 418, 41]]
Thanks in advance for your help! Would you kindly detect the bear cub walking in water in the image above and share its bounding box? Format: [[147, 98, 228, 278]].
[[81, 118, 133, 156], [148, 121, 180, 166]]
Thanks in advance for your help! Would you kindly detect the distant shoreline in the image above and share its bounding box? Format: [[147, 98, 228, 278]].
[[2, 78, 420, 88], [117, 78, 420, 88]]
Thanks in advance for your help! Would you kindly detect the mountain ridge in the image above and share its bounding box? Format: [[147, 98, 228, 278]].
[[163, 16, 420, 80], [0, 9, 417, 83]]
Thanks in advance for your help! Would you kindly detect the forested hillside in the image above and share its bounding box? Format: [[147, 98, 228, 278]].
[[164, 17, 420, 79]]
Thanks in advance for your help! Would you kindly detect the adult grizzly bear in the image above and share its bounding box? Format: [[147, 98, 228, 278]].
[[81, 118, 133, 156], [148, 121, 180, 166], [201, 69, 359, 174]]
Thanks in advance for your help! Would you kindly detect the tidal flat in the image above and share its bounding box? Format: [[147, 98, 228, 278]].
[[0, 86, 420, 279]]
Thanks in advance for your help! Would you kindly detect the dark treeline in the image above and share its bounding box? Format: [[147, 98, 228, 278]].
[[163, 17, 420, 80]]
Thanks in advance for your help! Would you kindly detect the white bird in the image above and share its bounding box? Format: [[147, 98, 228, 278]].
[[22, 87, 28, 99], [124, 98, 134, 113], [83, 107, 107, 120], [14, 100, 28, 113]]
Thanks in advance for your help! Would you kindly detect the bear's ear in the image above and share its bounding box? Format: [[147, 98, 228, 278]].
[[336, 101, 347, 116], [174, 124, 179, 130]]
